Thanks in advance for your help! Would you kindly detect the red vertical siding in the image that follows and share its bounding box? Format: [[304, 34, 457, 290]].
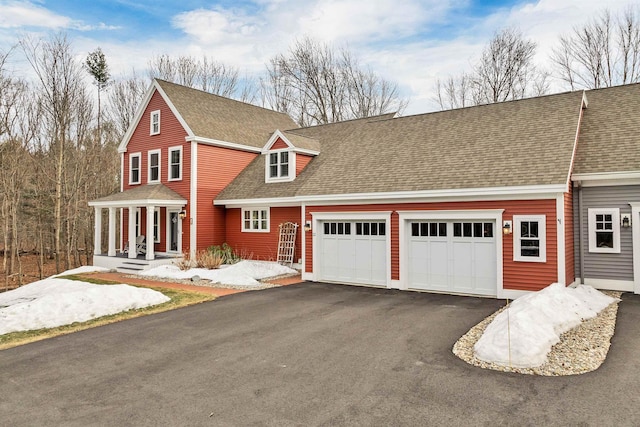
[[301, 199, 558, 292], [565, 188, 575, 285], [122, 90, 191, 251], [296, 154, 313, 176], [271, 138, 289, 150], [225, 207, 302, 261], [196, 145, 258, 251]]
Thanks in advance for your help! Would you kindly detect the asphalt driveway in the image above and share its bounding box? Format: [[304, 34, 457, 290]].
[[2, 282, 640, 426]]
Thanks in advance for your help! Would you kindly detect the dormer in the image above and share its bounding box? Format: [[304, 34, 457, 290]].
[[262, 130, 320, 183]]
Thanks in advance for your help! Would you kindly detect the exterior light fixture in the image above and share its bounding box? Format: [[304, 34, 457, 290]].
[[621, 214, 631, 228], [503, 220, 512, 235], [178, 209, 187, 220], [304, 221, 312, 232]]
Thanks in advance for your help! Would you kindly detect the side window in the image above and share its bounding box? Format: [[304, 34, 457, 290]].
[[513, 215, 546, 262], [153, 210, 160, 243], [129, 153, 141, 185], [150, 110, 160, 135], [148, 150, 160, 183], [242, 208, 269, 232], [588, 208, 620, 253], [168, 146, 182, 181]]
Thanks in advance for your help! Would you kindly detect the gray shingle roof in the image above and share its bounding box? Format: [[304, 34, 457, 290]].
[[156, 79, 297, 148], [217, 91, 585, 201], [572, 83, 640, 175]]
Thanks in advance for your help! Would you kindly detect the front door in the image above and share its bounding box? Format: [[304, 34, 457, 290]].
[[167, 209, 181, 253]]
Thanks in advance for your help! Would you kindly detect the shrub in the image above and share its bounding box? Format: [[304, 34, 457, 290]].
[[194, 250, 223, 269], [174, 251, 193, 271], [207, 243, 241, 265]]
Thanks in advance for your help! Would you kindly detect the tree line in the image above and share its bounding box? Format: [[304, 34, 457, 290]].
[[1, 7, 638, 286]]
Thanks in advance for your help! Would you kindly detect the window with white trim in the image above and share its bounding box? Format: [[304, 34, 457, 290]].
[[513, 215, 546, 262], [129, 153, 141, 185], [269, 151, 289, 178], [168, 146, 182, 181], [148, 150, 160, 183], [150, 110, 160, 135], [588, 208, 620, 253], [242, 208, 269, 232], [153, 210, 160, 243]]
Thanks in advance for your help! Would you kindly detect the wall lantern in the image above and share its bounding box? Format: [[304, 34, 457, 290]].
[[621, 214, 632, 228], [178, 209, 187, 220], [503, 220, 512, 235], [303, 221, 312, 232]]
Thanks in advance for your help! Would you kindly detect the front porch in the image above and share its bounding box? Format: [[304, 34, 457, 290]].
[[89, 184, 188, 273]]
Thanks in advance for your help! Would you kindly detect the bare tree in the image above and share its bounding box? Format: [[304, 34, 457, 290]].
[[434, 28, 547, 110], [262, 37, 407, 126], [147, 54, 255, 101], [551, 7, 640, 89], [108, 72, 147, 139], [21, 33, 91, 273]]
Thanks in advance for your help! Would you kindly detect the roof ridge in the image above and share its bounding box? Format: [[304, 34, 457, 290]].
[[285, 112, 398, 132], [155, 78, 293, 119]]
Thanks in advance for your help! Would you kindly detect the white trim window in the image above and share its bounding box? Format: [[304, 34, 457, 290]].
[[129, 153, 141, 185], [588, 208, 620, 253], [265, 150, 295, 182], [242, 208, 270, 232], [513, 215, 546, 262], [150, 110, 160, 135], [148, 149, 161, 183], [168, 146, 182, 181], [153, 210, 160, 243]]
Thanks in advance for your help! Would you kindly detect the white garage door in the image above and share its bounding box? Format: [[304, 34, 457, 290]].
[[408, 221, 496, 296], [319, 221, 387, 286]]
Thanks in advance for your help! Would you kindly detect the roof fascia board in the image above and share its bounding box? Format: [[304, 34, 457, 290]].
[[118, 80, 195, 153], [89, 198, 187, 208], [572, 171, 640, 181], [215, 184, 567, 208], [262, 130, 291, 153], [564, 91, 587, 192], [187, 136, 262, 153]]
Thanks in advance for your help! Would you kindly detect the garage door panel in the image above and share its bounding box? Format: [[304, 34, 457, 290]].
[[319, 221, 387, 286], [408, 220, 496, 296]]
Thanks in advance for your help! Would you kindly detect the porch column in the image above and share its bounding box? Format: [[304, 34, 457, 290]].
[[93, 207, 102, 255], [128, 206, 137, 259], [108, 207, 117, 257], [146, 205, 155, 261]]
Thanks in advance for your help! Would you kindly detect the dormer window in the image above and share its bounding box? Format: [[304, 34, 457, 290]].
[[270, 151, 289, 178], [150, 110, 160, 135]]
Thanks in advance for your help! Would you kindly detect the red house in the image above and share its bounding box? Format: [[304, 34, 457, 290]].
[[90, 79, 640, 298]]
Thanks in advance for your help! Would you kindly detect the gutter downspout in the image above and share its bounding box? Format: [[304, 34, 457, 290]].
[[577, 182, 585, 284]]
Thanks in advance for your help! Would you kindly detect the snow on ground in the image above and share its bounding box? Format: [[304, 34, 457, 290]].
[[0, 270, 169, 336], [140, 260, 297, 287], [474, 283, 618, 368], [52, 265, 110, 277]]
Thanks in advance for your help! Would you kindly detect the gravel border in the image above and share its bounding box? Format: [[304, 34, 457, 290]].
[[452, 291, 622, 376]]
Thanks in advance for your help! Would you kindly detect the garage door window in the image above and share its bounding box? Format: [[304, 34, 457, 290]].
[[453, 222, 493, 238], [513, 215, 546, 262], [324, 222, 352, 235], [411, 222, 446, 237], [356, 222, 386, 236]]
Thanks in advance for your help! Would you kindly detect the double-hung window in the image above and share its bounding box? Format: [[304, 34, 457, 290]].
[[150, 110, 160, 135], [148, 150, 160, 183], [513, 215, 546, 262], [129, 153, 141, 185], [588, 208, 620, 253], [168, 146, 182, 181], [269, 152, 289, 178], [242, 208, 269, 232]]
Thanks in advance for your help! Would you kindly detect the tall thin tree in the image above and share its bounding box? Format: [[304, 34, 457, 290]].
[[85, 48, 110, 145]]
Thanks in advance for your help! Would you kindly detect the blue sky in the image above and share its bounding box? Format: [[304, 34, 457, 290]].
[[0, 0, 634, 113]]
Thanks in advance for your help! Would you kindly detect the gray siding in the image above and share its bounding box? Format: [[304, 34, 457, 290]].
[[573, 185, 640, 281]]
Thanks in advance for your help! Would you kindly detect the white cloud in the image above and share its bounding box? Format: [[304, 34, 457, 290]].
[[0, 1, 120, 31]]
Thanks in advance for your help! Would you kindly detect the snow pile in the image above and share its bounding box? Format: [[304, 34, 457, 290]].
[[0, 276, 169, 335], [474, 283, 618, 368], [141, 260, 297, 287], [53, 265, 110, 277]]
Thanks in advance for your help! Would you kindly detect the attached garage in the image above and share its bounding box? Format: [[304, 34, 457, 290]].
[[312, 212, 391, 287], [399, 211, 504, 297]]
